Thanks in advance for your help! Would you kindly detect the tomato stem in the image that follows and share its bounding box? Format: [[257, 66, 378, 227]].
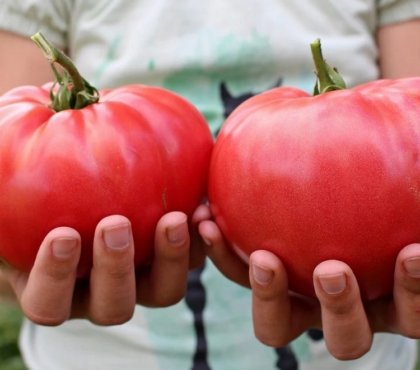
[[310, 39, 346, 95], [31, 32, 99, 111]]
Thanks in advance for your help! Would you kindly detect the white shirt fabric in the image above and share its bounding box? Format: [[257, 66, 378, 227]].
[[0, 1, 420, 369]]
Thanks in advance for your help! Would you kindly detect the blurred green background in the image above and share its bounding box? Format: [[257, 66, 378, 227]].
[[0, 302, 419, 370], [0, 303, 26, 370]]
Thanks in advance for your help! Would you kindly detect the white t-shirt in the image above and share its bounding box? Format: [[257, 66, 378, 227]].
[[1, 1, 420, 369]]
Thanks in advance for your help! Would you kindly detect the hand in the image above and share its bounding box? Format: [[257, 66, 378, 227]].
[[0, 206, 210, 326], [199, 216, 420, 360]]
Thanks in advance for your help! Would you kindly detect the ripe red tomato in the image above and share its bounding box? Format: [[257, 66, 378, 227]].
[[0, 33, 213, 277], [209, 77, 420, 300], [0, 83, 213, 277]]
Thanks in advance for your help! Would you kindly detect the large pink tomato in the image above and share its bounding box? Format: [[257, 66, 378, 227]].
[[0, 33, 213, 277], [209, 77, 420, 300]]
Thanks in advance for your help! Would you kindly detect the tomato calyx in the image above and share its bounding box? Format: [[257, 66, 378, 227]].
[[311, 38, 347, 95], [31, 32, 99, 112]]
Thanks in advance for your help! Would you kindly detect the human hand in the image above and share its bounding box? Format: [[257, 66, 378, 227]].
[[200, 216, 420, 360], [0, 206, 210, 326]]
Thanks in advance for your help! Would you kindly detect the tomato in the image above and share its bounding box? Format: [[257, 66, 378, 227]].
[[209, 43, 420, 300], [0, 33, 213, 277]]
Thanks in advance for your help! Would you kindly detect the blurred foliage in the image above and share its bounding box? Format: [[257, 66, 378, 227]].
[[0, 302, 26, 370]]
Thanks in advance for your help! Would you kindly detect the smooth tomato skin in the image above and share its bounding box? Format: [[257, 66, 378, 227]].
[[209, 78, 420, 300], [0, 84, 213, 277]]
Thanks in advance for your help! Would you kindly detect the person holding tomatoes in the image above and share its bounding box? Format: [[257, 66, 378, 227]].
[[0, 1, 420, 370]]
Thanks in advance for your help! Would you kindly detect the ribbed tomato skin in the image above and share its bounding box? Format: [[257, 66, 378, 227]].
[[209, 78, 420, 300], [0, 84, 213, 277]]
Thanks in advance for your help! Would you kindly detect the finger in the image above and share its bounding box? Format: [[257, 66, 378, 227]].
[[250, 250, 318, 347], [19, 227, 81, 326], [87, 215, 136, 325], [392, 243, 420, 337], [313, 260, 372, 360], [191, 203, 212, 224], [189, 204, 211, 268], [200, 220, 250, 287], [137, 212, 190, 307]]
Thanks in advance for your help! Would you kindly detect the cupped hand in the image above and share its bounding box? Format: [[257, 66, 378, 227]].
[[199, 217, 420, 360], [0, 206, 210, 326]]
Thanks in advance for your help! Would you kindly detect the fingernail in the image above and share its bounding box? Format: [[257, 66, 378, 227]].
[[52, 238, 78, 259], [252, 263, 273, 285], [318, 273, 347, 294], [166, 223, 187, 245], [103, 224, 130, 249], [404, 257, 420, 278]]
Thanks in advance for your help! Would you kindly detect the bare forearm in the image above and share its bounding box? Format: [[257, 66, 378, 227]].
[[377, 19, 420, 78], [0, 30, 53, 95]]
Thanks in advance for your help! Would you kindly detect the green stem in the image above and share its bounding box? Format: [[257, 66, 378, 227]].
[[310, 39, 346, 95], [31, 32, 99, 111]]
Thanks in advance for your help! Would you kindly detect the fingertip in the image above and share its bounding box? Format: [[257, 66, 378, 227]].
[[93, 215, 134, 255], [38, 227, 81, 267], [166, 220, 188, 245], [313, 260, 351, 277], [251, 263, 274, 286], [250, 251, 287, 298], [158, 211, 188, 230], [97, 214, 131, 226], [250, 250, 282, 271], [397, 243, 420, 280], [198, 219, 222, 248], [154, 212, 188, 246], [199, 221, 250, 288], [43, 227, 81, 248], [398, 243, 420, 258], [313, 260, 352, 296], [191, 204, 211, 224], [250, 251, 284, 285]]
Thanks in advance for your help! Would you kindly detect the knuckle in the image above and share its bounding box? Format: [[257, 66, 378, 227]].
[[254, 323, 292, 348], [157, 244, 189, 262], [139, 288, 184, 308], [253, 289, 275, 302], [332, 343, 371, 361], [405, 292, 420, 308], [327, 335, 372, 361], [322, 299, 354, 316], [256, 331, 289, 348], [151, 292, 184, 308], [95, 259, 134, 281], [252, 284, 284, 302], [42, 262, 75, 282], [396, 295, 420, 336], [22, 307, 67, 326], [90, 310, 134, 326], [158, 292, 183, 307], [106, 264, 133, 281], [401, 276, 420, 295]]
